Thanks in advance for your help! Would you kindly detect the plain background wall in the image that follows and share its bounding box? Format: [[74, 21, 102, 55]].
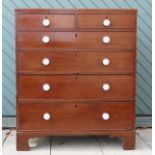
[[2, 0, 152, 126]]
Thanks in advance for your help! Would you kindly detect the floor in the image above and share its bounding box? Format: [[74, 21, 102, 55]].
[[2, 129, 152, 155]]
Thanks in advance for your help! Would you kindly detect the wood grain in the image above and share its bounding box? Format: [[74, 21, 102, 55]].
[[17, 32, 136, 50], [18, 75, 135, 101], [17, 14, 75, 30], [16, 9, 137, 150], [17, 51, 135, 74], [18, 102, 135, 131], [78, 14, 136, 29]]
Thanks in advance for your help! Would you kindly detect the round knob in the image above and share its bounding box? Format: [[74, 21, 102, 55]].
[[103, 36, 110, 44], [42, 83, 50, 91], [42, 58, 50, 66], [42, 36, 50, 44], [102, 112, 110, 120], [43, 112, 51, 120], [103, 19, 111, 27], [102, 58, 110, 66], [42, 18, 50, 27], [102, 83, 110, 91]]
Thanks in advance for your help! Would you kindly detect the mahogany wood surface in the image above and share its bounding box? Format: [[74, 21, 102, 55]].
[[17, 31, 136, 50], [18, 75, 134, 101], [15, 9, 137, 14], [16, 9, 137, 150], [16, 11, 136, 30], [16, 130, 135, 150], [17, 51, 135, 74], [17, 14, 75, 30], [78, 14, 136, 29], [18, 102, 135, 131]]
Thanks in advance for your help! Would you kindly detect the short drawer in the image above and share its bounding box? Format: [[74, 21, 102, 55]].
[[17, 32, 136, 50], [78, 14, 136, 29], [17, 51, 135, 74], [18, 75, 135, 101], [16, 14, 75, 30], [77, 32, 136, 50], [18, 102, 135, 131]]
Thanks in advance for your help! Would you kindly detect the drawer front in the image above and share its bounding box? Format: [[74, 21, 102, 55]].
[[18, 102, 135, 131], [18, 75, 134, 101], [18, 51, 135, 74], [77, 32, 136, 50], [17, 14, 75, 30], [79, 14, 136, 29], [17, 32, 136, 50], [17, 32, 76, 49]]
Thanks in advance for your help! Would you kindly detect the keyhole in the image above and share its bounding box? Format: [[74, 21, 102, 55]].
[[75, 33, 78, 38], [75, 104, 78, 108]]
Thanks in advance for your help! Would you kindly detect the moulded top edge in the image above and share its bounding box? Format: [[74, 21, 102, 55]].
[[15, 8, 137, 14]]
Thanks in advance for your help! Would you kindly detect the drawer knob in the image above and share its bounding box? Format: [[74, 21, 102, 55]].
[[42, 36, 50, 44], [43, 112, 51, 120], [42, 58, 50, 66], [102, 58, 110, 66], [42, 83, 50, 91], [103, 36, 110, 44], [42, 19, 50, 27], [102, 112, 110, 120], [103, 19, 111, 27], [102, 83, 110, 91]]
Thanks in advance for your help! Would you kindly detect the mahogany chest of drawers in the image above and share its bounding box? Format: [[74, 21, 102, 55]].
[[16, 9, 137, 150]]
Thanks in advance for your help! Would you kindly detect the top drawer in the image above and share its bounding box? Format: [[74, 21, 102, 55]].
[[78, 14, 136, 29], [16, 14, 75, 30]]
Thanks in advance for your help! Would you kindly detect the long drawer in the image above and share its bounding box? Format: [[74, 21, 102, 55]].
[[18, 75, 135, 101], [18, 102, 135, 131], [17, 51, 135, 74], [16, 32, 136, 50]]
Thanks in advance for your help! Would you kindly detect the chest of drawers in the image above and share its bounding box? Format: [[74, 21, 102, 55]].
[[16, 9, 137, 151]]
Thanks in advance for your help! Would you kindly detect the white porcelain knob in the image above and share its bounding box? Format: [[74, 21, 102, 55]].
[[103, 36, 110, 44], [42, 36, 50, 44], [42, 19, 50, 27], [103, 19, 111, 27], [102, 58, 110, 66], [42, 58, 50, 66], [102, 83, 110, 91], [43, 113, 51, 120], [42, 83, 50, 91], [102, 112, 110, 120]]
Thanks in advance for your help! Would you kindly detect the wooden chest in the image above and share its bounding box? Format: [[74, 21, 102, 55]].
[[16, 9, 137, 150]]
